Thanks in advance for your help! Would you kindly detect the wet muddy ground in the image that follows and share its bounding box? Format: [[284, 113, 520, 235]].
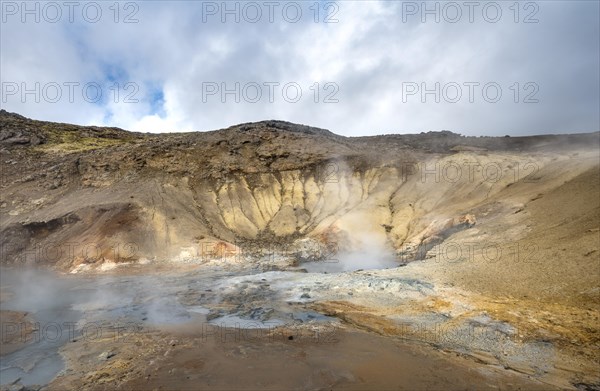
[[0, 264, 583, 390]]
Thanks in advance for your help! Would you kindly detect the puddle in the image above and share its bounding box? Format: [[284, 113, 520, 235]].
[[186, 306, 210, 315], [291, 311, 336, 323], [301, 251, 399, 273], [208, 314, 286, 329], [1, 352, 66, 387], [0, 308, 79, 386]]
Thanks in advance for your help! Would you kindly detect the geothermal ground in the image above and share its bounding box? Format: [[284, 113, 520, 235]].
[[0, 110, 598, 390]]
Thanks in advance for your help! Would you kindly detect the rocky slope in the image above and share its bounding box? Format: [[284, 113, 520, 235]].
[[1, 109, 597, 272]]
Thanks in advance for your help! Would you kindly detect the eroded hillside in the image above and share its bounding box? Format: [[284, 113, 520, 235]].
[[1, 110, 598, 272]]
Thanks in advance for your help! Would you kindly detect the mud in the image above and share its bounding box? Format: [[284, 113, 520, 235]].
[[0, 264, 587, 390]]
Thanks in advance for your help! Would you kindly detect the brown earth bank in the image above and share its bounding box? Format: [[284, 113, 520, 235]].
[[0, 110, 599, 390], [48, 322, 562, 391]]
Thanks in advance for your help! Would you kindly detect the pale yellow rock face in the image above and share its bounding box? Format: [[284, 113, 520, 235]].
[[74, 150, 590, 268], [3, 145, 596, 273], [146, 150, 595, 266]]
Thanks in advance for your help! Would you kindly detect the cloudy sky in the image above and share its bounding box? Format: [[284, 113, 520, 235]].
[[1, 0, 599, 136]]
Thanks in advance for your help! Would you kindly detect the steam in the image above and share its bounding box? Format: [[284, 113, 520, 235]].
[[305, 225, 398, 273], [302, 159, 399, 273], [0, 267, 78, 313], [0, 268, 192, 332]]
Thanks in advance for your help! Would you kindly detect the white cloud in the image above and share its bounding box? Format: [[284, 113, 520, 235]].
[[1, 0, 598, 136]]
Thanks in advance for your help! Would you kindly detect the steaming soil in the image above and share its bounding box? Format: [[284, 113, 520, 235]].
[[0, 267, 561, 391]]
